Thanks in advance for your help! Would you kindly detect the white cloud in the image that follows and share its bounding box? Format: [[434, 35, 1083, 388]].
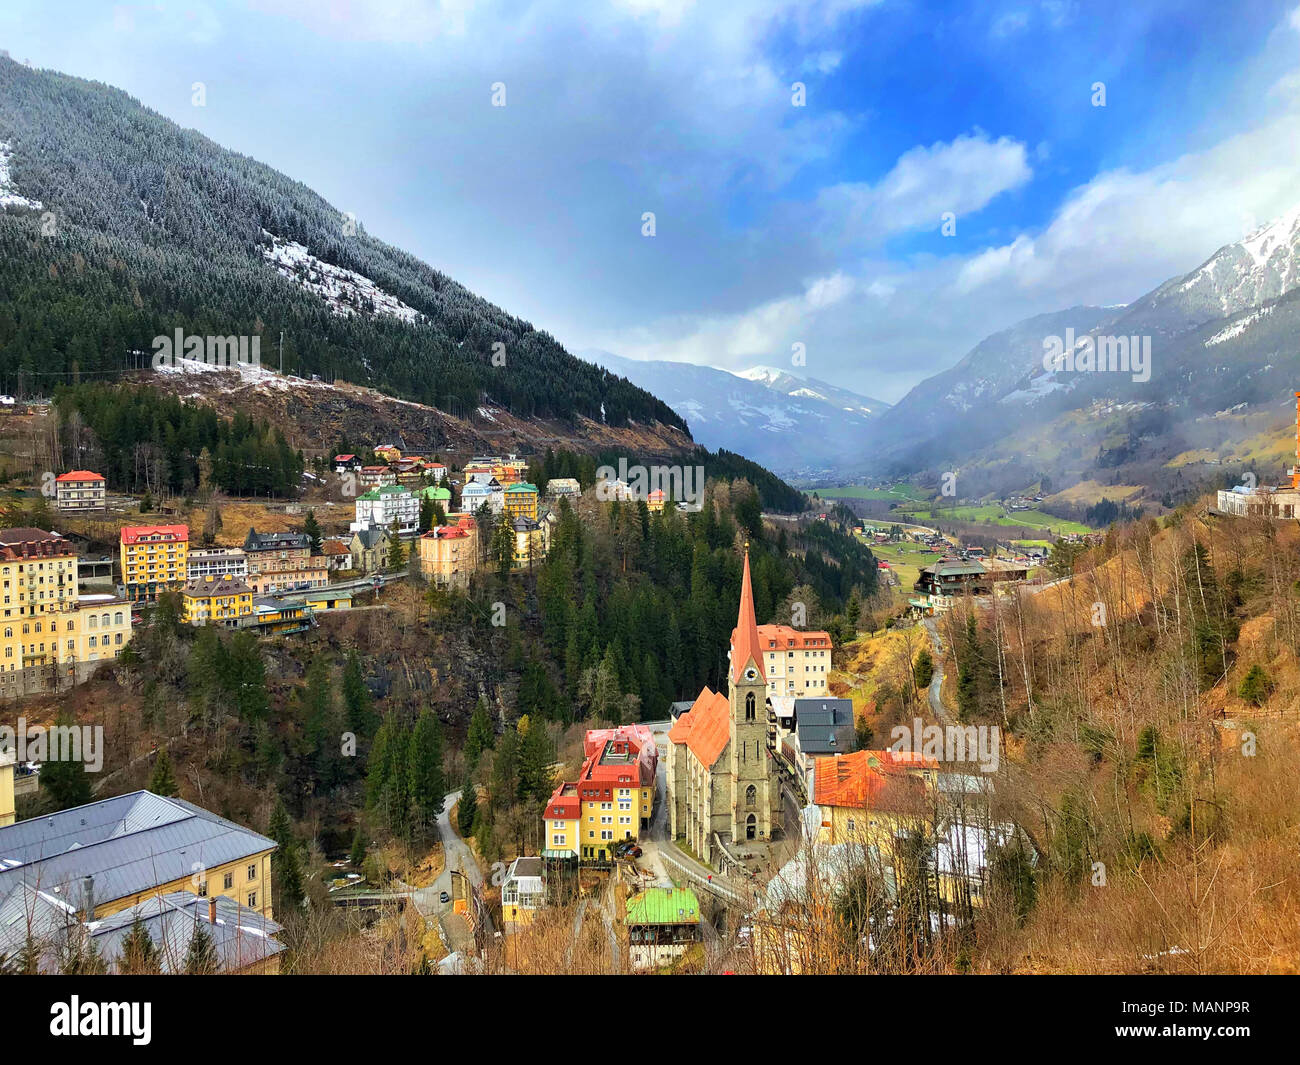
[[815, 131, 1032, 245]]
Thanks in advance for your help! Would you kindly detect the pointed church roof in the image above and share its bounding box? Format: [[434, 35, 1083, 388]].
[[731, 548, 765, 684]]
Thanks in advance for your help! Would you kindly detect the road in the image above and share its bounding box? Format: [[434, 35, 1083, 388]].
[[416, 788, 492, 953], [922, 617, 952, 725]]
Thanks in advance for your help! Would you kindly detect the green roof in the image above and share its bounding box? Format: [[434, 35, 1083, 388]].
[[419, 486, 451, 500], [625, 887, 700, 926], [504, 482, 538, 494], [375, 484, 412, 495]]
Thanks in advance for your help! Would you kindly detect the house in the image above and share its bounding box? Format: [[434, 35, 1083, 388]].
[[461, 477, 504, 515], [424, 462, 448, 483], [181, 574, 255, 626], [417, 484, 452, 514], [543, 724, 657, 865], [418, 516, 479, 589], [625, 887, 701, 970], [373, 444, 402, 463], [186, 547, 248, 581], [319, 539, 354, 572], [333, 454, 362, 474], [351, 484, 418, 538], [0, 528, 133, 699], [812, 749, 933, 847], [54, 471, 106, 513], [647, 489, 666, 512], [242, 528, 312, 571], [782, 698, 857, 788], [0, 791, 277, 930], [755, 625, 833, 697], [500, 856, 546, 931], [511, 516, 547, 569], [359, 465, 396, 490], [503, 482, 539, 522], [248, 560, 329, 596], [666, 550, 780, 864], [120, 524, 189, 601], [247, 597, 313, 635], [547, 477, 581, 498], [349, 526, 392, 573]]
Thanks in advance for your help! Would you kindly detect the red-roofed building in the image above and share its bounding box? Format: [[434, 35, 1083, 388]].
[[120, 525, 189, 601], [417, 515, 479, 589], [666, 549, 780, 864], [543, 725, 658, 864], [54, 471, 106, 513], [812, 749, 932, 845], [743, 623, 833, 698]]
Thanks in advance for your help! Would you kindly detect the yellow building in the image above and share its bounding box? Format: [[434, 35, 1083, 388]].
[[0, 790, 276, 921], [546, 725, 657, 864], [1, 529, 132, 699], [120, 524, 190, 601], [0, 750, 14, 827], [418, 516, 479, 588], [503, 482, 539, 521], [756, 624, 833, 697], [511, 516, 548, 570], [181, 574, 255, 625]]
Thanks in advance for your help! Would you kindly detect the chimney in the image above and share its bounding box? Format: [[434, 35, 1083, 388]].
[[80, 875, 95, 920], [208, 897, 217, 925]]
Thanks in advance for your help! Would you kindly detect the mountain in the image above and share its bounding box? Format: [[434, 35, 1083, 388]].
[[580, 350, 888, 477], [856, 206, 1300, 504], [733, 365, 890, 417], [0, 58, 685, 435]]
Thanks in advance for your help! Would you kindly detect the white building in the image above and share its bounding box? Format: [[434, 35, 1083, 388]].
[[187, 547, 248, 581], [351, 485, 419, 538]]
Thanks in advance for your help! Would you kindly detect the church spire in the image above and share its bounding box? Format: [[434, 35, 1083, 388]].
[[731, 545, 765, 684]]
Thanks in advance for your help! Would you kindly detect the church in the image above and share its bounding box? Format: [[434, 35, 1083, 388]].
[[666, 549, 782, 865]]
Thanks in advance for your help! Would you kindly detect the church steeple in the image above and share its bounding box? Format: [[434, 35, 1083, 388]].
[[731, 546, 765, 685]]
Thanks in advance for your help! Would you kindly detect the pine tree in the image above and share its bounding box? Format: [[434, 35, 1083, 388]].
[[148, 747, 179, 797], [457, 776, 478, 837], [303, 509, 322, 553], [343, 651, 378, 739], [350, 825, 366, 868], [40, 712, 93, 809], [118, 915, 161, 974], [183, 920, 219, 975], [408, 708, 446, 829], [386, 520, 406, 570], [465, 698, 495, 767]]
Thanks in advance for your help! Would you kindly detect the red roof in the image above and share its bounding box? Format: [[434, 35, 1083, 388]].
[[731, 549, 765, 684], [668, 686, 731, 768], [813, 749, 930, 810], [55, 470, 104, 482], [320, 540, 352, 555], [753, 624, 832, 650], [334, 454, 356, 462], [120, 524, 189, 545]]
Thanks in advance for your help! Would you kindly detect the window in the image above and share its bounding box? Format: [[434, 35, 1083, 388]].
[[745, 692, 756, 720], [224, 872, 233, 889], [746, 784, 757, 807], [247, 892, 257, 908], [247, 864, 257, 881]]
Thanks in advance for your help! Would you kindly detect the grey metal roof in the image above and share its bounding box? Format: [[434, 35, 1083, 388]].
[[0, 791, 276, 913], [794, 699, 856, 755]]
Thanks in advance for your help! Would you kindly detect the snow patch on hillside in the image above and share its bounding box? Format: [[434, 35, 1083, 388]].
[[1204, 305, 1275, 347], [0, 141, 43, 211], [261, 232, 422, 323]]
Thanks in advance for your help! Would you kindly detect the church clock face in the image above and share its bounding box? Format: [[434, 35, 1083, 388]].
[[744, 667, 758, 681]]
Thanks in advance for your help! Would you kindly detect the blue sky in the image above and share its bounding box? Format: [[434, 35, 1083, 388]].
[[3, 0, 1300, 401]]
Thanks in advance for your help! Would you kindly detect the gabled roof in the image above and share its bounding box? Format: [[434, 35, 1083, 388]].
[[813, 749, 927, 813], [794, 698, 856, 755], [181, 574, 251, 598], [668, 686, 731, 767], [55, 470, 104, 482], [120, 524, 188, 545], [0, 792, 275, 914]]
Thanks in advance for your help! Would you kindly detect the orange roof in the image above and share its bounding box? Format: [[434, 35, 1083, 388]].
[[120, 524, 189, 545], [813, 749, 928, 811], [320, 541, 351, 555], [668, 686, 731, 768], [731, 549, 765, 684], [55, 470, 104, 482], [755, 624, 832, 649]]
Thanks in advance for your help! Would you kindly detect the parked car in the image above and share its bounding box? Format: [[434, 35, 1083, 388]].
[[439, 891, 450, 904]]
